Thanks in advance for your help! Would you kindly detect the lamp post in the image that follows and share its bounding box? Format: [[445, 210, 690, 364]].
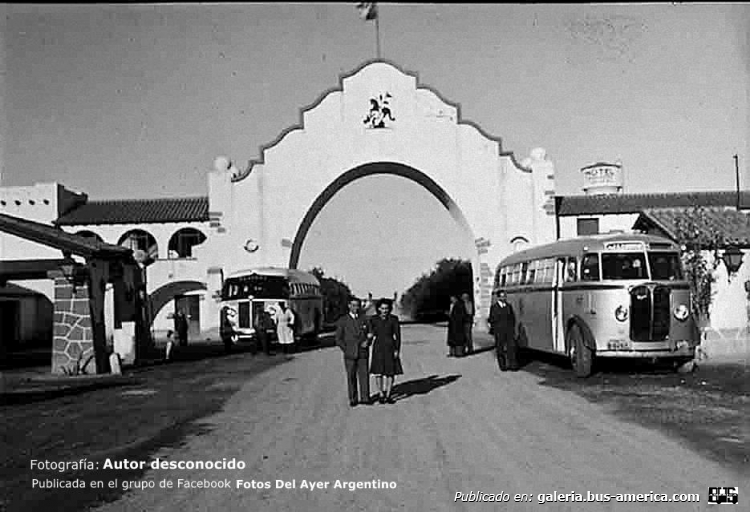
[[721, 245, 744, 281], [734, 154, 741, 211]]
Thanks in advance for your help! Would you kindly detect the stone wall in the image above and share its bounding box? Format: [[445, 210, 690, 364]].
[[50, 274, 95, 374]]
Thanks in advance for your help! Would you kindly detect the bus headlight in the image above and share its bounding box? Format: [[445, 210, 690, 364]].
[[614, 305, 628, 322], [673, 304, 689, 321]]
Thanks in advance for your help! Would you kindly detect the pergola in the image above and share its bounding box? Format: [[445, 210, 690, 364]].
[[0, 212, 149, 374]]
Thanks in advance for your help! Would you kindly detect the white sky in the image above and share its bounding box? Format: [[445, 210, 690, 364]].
[[2, 3, 749, 296]]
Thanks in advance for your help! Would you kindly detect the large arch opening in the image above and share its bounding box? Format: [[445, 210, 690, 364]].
[[290, 161, 479, 319], [290, 162, 475, 269]]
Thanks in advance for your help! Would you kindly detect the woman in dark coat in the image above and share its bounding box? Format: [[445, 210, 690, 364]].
[[369, 298, 403, 404], [447, 295, 467, 357]]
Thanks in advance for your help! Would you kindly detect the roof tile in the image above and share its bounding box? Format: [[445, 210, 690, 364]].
[[557, 190, 750, 216], [56, 196, 209, 226], [636, 207, 750, 247]]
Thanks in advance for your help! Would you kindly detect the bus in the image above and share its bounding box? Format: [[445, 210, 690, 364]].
[[493, 232, 699, 377], [219, 267, 323, 349]]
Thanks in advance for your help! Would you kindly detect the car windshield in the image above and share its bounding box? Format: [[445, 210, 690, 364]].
[[601, 252, 648, 280], [648, 252, 684, 281]]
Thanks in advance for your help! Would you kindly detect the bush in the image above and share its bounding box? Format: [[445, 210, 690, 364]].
[[308, 267, 353, 325], [673, 205, 724, 324], [400, 258, 473, 321]]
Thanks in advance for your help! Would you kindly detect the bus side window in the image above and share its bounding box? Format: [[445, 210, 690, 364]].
[[527, 260, 537, 284], [555, 258, 566, 286], [581, 253, 600, 281], [540, 258, 554, 284], [565, 257, 577, 282]]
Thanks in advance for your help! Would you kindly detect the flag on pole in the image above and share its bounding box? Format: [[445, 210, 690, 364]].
[[356, 2, 378, 21]]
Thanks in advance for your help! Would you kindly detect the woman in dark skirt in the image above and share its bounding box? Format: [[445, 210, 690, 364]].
[[447, 295, 467, 357], [369, 298, 403, 404]]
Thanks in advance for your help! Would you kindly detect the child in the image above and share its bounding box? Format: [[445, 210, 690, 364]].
[[165, 330, 175, 361]]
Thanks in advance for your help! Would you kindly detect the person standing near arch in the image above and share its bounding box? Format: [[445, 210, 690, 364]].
[[335, 297, 372, 407], [447, 295, 467, 357], [174, 310, 189, 347], [489, 289, 518, 371], [369, 299, 403, 404], [275, 301, 296, 354], [461, 292, 475, 354]]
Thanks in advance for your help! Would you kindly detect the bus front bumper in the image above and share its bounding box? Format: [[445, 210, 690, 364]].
[[597, 340, 696, 358]]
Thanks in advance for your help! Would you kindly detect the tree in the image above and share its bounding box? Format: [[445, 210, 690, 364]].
[[673, 205, 724, 325], [308, 267, 353, 325], [400, 258, 473, 321]]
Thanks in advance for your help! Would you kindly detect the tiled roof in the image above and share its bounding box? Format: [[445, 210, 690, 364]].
[[556, 191, 750, 216], [56, 196, 209, 226], [0, 213, 132, 258], [634, 207, 750, 247]]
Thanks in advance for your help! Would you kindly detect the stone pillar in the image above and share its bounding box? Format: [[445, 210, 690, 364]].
[[49, 272, 95, 375]]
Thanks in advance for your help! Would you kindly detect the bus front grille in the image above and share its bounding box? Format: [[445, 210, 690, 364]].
[[238, 302, 251, 329], [630, 285, 670, 342]]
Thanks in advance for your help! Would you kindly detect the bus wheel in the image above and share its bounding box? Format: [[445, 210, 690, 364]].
[[568, 324, 593, 378]]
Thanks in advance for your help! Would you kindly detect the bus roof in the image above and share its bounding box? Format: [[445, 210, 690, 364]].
[[226, 267, 320, 285], [499, 233, 679, 267]]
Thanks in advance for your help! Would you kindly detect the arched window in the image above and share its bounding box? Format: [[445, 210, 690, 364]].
[[510, 236, 529, 253], [167, 228, 207, 259], [118, 229, 159, 260], [75, 230, 104, 243]]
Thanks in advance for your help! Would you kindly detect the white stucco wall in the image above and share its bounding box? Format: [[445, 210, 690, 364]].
[[59, 221, 214, 333], [558, 213, 640, 239]]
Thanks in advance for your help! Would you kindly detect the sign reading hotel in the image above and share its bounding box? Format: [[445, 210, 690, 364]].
[[581, 161, 623, 195]]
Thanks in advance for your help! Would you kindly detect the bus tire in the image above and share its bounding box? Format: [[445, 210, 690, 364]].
[[568, 324, 594, 378]]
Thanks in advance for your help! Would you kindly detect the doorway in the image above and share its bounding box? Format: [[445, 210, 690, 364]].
[[174, 295, 201, 338]]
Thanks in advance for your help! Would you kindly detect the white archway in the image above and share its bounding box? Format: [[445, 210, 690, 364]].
[[205, 60, 556, 321]]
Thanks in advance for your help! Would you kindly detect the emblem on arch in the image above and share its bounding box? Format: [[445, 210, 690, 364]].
[[364, 92, 395, 129]]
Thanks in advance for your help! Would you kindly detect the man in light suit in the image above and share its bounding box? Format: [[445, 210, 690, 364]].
[[336, 297, 372, 407]]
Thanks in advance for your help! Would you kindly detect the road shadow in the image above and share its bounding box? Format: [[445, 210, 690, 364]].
[[390, 374, 461, 402]]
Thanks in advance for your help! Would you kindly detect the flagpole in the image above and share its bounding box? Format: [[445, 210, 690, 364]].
[[375, 9, 381, 59]]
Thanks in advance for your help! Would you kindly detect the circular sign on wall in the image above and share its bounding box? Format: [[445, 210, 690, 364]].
[[243, 239, 259, 253]]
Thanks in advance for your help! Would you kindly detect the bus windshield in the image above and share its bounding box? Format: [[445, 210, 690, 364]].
[[601, 252, 648, 280], [221, 275, 290, 300], [648, 252, 684, 281]]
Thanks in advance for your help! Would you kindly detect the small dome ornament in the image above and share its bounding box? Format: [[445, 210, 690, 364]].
[[243, 239, 259, 253], [213, 156, 231, 172]]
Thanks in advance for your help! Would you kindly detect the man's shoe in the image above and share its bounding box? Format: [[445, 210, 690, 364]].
[[349, 400, 358, 407], [378, 396, 386, 405]]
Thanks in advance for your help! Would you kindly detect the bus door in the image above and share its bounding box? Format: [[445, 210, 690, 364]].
[[552, 258, 567, 353]]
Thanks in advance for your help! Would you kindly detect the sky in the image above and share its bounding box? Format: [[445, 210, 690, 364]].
[[1, 3, 749, 297]]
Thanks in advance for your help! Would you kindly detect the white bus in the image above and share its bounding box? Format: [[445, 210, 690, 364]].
[[494, 233, 700, 377], [219, 267, 323, 349]]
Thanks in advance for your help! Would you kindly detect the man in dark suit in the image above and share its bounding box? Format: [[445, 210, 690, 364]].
[[488, 289, 518, 371], [335, 297, 372, 407]]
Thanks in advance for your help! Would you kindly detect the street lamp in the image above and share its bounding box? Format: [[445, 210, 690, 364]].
[[721, 245, 744, 278]]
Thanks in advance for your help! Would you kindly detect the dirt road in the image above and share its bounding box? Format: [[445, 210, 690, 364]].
[[94, 325, 739, 511]]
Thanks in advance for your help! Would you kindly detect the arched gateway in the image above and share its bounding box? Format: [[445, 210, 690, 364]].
[[206, 60, 556, 323]]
